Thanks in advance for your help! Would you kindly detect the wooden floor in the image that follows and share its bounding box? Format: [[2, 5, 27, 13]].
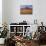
[[0, 44, 4, 46], [0, 44, 46, 46], [40, 45, 46, 46], [32, 41, 46, 46]]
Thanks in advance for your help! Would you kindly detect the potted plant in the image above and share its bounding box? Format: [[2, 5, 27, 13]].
[[0, 23, 9, 44]]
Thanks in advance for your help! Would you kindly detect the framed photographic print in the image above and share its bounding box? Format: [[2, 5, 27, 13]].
[[20, 5, 32, 14]]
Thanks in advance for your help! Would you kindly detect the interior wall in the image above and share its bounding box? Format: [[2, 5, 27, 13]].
[[2, 0, 46, 26], [2, 0, 37, 25], [8, 0, 34, 25], [0, 0, 2, 27], [2, 0, 8, 24], [39, 0, 46, 26]]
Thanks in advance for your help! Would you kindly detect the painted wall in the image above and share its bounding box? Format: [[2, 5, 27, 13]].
[[8, 0, 34, 25], [2, 0, 8, 25], [0, 0, 2, 27], [2, 0, 46, 26]]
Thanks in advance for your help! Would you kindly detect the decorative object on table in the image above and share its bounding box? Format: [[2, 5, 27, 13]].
[[38, 22, 45, 32], [10, 23, 19, 25], [0, 22, 9, 44], [34, 19, 37, 24], [0, 22, 9, 38], [41, 22, 45, 32], [38, 22, 46, 45], [26, 27, 32, 40], [19, 20, 27, 25], [20, 5, 32, 14], [41, 22, 43, 26]]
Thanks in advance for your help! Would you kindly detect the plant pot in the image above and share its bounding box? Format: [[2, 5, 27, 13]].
[[0, 38, 5, 44]]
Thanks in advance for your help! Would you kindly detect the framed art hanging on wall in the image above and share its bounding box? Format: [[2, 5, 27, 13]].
[[20, 5, 32, 14]]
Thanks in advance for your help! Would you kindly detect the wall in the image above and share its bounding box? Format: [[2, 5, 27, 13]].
[[2, 0, 8, 25], [0, 0, 2, 27], [2, 0, 46, 26], [39, 0, 46, 26], [7, 0, 34, 25], [2, 0, 37, 25]]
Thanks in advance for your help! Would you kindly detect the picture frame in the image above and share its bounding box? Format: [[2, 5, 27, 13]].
[[20, 5, 32, 14]]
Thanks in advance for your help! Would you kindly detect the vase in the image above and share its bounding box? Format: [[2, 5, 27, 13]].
[[0, 38, 5, 44]]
